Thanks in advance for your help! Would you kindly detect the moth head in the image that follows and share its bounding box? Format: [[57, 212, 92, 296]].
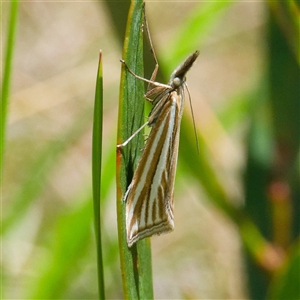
[[169, 51, 199, 88], [172, 76, 185, 88]]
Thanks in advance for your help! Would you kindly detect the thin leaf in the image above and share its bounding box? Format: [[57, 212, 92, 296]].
[[116, 1, 153, 299], [92, 50, 105, 299]]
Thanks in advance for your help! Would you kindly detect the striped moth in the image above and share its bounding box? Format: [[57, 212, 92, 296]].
[[118, 50, 199, 247]]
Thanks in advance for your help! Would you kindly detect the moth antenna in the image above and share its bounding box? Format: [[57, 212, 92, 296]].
[[143, 4, 158, 66], [185, 83, 200, 155]]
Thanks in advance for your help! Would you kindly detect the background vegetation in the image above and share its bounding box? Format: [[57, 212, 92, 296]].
[[2, 1, 299, 299]]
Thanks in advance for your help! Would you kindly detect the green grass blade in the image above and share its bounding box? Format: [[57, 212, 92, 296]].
[[1, 0, 19, 178], [92, 51, 105, 299], [116, 1, 153, 299]]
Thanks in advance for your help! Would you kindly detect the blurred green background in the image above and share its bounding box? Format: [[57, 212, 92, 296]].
[[2, 1, 299, 299]]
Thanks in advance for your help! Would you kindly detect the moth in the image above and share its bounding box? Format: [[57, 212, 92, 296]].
[[118, 49, 199, 247]]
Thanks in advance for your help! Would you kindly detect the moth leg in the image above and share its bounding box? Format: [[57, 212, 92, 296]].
[[120, 59, 171, 90], [143, 4, 159, 92], [117, 121, 149, 148]]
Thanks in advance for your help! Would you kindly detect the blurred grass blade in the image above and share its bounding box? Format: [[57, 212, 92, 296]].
[[242, 6, 300, 299], [27, 198, 93, 299], [267, 241, 300, 300], [104, 1, 131, 46], [160, 1, 233, 72], [92, 50, 105, 299], [22, 138, 116, 299], [1, 1, 19, 178], [2, 105, 92, 235], [116, 1, 153, 298], [268, 5, 299, 244], [268, 5, 300, 166], [180, 116, 236, 220], [268, 1, 300, 65], [180, 115, 283, 277], [218, 76, 268, 130]]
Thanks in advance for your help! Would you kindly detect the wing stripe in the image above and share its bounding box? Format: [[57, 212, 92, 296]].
[[146, 100, 176, 226]]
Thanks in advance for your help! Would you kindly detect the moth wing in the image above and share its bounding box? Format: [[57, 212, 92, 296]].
[[125, 92, 183, 247]]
